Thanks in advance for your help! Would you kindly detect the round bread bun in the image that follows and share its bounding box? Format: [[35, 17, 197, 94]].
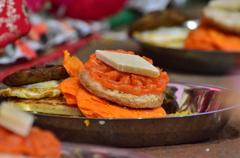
[[202, 0, 240, 36], [79, 69, 165, 109]]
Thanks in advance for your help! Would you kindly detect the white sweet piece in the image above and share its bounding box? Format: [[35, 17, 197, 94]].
[[96, 50, 160, 78], [0, 102, 34, 137]]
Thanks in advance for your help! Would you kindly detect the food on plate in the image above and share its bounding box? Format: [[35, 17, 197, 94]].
[[130, 9, 190, 49], [0, 64, 82, 116], [130, 1, 240, 52], [0, 80, 62, 99], [95, 50, 160, 77], [202, 0, 240, 36], [129, 9, 189, 33], [2, 65, 69, 86], [60, 50, 177, 118], [80, 68, 165, 109], [0, 49, 180, 118], [184, 0, 240, 51], [7, 96, 83, 116], [0, 102, 61, 158], [184, 22, 240, 51], [79, 50, 168, 108], [133, 27, 190, 49]]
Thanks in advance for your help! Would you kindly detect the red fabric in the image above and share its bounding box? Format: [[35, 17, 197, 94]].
[[50, 0, 127, 20], [0, 0, 31, 48], [0, 33, 100, 82], [26, 0, 47, 12]]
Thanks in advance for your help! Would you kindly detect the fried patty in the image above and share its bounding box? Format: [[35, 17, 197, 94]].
[[3, 65, 69, 86], [8, 96, 84, 116], [79, 69, 165, 109]]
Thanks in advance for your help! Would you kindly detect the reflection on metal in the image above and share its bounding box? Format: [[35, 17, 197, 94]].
[[183, 20, 199, 30]]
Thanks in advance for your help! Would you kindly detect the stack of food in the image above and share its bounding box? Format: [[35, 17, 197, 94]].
[[0, 49, 181, 118], [0, 65, 83, 116], [185, 0, 240, 51]]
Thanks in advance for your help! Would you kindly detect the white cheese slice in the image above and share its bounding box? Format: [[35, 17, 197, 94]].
[[96, 50, 160, 78], [0, 102, 34, 137]]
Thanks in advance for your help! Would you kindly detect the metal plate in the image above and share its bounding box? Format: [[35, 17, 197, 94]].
[[129, 37, 240, 75], [33, 82, 240, 147]]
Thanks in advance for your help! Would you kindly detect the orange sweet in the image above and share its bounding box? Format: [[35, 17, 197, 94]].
[[84, 49, 169, 95]]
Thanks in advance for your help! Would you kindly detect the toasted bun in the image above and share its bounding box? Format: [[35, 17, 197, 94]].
[[202, 0, 240, 35], [8, 97, 84, 116], [79, 69, 164, 109]]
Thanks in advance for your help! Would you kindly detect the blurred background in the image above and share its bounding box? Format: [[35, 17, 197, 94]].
[[0, 0, 211, 84], [2, 0, 240, 88]]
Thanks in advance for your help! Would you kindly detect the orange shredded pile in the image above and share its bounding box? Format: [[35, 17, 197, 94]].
[[63, 50, 84, 77], [58, 50, 167, 118], [58, 77, 82, 105], [0, 126, 61, 157], [185, 22, 240, 51], [84, 49, 169, 95], [76, 87, 167, 118]]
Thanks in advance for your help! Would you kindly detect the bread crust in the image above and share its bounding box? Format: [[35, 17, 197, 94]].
[[79, 69, 164, 109], [8, 97, 83, 116]]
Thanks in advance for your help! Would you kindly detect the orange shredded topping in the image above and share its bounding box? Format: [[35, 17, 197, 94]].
[[0, 126, 61, 157], [58, 77, 82, 105], [63, 50, 84, 77], [58, 50, 167, 118], [84, 49, 169, 95], [76, 85, 167, 118], [185, 22, 240, 51]]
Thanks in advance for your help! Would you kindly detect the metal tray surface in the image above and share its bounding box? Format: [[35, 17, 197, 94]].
[[33, 82, 240, 147]]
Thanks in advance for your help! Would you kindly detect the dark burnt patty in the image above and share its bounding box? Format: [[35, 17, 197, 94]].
[[2, 65, 70, 86]]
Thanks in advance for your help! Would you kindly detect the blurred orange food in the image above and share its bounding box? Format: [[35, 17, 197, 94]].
[[185, 22, 240, 52], [0, 126, 61, 157]]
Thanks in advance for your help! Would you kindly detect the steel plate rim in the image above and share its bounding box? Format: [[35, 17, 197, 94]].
[[33, 81, 239, 120]]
